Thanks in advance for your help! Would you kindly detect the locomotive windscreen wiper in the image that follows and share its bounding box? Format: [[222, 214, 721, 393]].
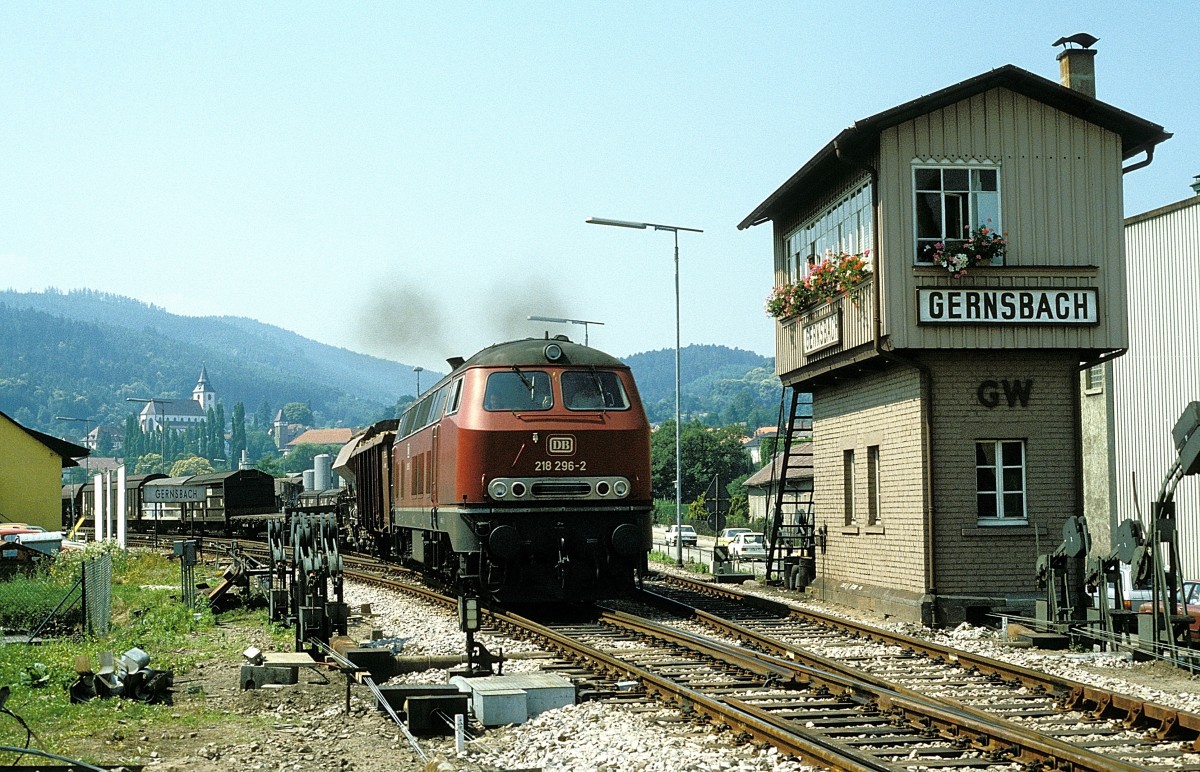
[[511, 365, 536, 402], [589, 366, 609, 412]]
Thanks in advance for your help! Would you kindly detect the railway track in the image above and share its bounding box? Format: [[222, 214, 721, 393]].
[[173, 538, 1200, 769], [630, 572, 1200, 768]]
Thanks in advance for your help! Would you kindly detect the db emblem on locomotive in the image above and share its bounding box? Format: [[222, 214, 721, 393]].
[[547, 435, 575, 456]]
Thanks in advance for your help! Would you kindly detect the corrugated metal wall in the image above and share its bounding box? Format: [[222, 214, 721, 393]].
[[1112, 197, 1200, 578]]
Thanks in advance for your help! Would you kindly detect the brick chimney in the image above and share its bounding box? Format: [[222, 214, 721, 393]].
[[1058, 47, 1097, 97]]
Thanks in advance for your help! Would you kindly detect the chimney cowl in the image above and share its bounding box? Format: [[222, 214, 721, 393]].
[[1191, 175, 1200, 196]]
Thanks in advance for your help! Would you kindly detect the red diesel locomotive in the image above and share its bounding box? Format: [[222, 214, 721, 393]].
[[337, 337, 653, 603]]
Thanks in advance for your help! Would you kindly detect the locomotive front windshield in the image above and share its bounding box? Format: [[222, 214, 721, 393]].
[[484, 370, 553, 411], [562, 371, 629, 410]]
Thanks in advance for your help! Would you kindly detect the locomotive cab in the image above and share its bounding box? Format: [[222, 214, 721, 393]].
[[366, 337, 654, 604]]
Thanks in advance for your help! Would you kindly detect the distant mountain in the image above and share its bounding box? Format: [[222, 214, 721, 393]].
[[624, 345, 782, 429], [0, 289, 429, 435], [0, 290, 782, 441]]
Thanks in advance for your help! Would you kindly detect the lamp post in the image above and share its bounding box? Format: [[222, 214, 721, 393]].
[[527, 315, 605, 346], [586, 217, 702, 567], [55, 415, 93, 528], [414, 367, 424, 395]]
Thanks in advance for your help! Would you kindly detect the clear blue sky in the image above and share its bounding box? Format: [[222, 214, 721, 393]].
[[2, 3, 1195, 371]]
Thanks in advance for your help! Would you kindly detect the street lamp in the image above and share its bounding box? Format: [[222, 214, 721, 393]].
[[55, 415, 93, 528], [414, 367, 424, 395], [586, 216, 702, 567], [527, 316, 605, 347]]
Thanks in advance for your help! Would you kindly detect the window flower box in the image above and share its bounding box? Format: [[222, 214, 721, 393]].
[[766, 250, 872, 320]]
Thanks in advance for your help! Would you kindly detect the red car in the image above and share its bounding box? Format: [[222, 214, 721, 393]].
[[1137, 580, 1200, 642]]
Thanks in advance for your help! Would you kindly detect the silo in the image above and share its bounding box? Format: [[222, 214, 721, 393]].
[[314, 454, 332, 490], [302, 469, 315, 491]]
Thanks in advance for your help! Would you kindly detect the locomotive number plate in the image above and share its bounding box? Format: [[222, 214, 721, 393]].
[[547, 435, 575, 455], [535, 460, 588, 472]]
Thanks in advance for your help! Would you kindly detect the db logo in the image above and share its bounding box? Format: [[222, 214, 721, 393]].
[[547, 435, 575, 456]]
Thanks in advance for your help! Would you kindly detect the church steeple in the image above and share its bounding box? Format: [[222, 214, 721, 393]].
[[193, 365, 216, 411]]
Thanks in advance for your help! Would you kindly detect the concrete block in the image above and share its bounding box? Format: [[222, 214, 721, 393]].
[[450, 672, 575, 723], [239, 664, 298, 689], [506, 673, 575, 716], [471, 688, 527, 726]]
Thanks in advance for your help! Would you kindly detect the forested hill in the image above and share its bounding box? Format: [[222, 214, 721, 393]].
[[0, 289, 423, 434], [0, 289, 782, 438], [624, 345, 782, 429]]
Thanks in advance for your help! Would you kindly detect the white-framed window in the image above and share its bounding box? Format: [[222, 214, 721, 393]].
[[913, 163, 1001, 263], [843, 449, 856, 525], [867, 445, 881, 526], [1084, 363, 1105, 394], [976, 440, 1026, 521], [783, 179, 873, 283]]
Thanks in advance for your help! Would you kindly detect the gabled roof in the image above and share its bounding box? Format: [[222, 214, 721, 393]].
[[0, 410, 90, 467], [739, 64, 1172, 230]]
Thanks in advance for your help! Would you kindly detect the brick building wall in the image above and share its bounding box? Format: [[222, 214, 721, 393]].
[[807, 350, 1080, 623], [922, 349, 1078, 605], [811, 363, 928, 619]]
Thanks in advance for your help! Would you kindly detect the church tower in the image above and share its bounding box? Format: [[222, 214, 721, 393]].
[[193, 365, 216, 412]]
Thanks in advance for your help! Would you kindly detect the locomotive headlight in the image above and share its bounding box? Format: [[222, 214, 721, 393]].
[[613, 479, 629, 498], [544, 343, 563, 361], [489, 480, 508, 499], [595, 481, 611, 496]]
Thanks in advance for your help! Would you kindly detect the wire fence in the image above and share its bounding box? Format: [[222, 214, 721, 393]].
[[0, 553, 111, 642]]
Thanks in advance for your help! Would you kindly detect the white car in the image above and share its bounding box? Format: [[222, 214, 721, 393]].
[[664, 525, 697, 547], [716, 527, 752, 546], [728, 532, 767, 561]]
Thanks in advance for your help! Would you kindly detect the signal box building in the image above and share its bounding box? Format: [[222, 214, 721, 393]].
[[740, 54, 1170, 625]]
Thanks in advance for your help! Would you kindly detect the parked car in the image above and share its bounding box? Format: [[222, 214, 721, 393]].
[[1137, 580, 1200, 642], [716, 527, 753, 546], [728, 532, 767, 561], [664, 525, 697, 547]]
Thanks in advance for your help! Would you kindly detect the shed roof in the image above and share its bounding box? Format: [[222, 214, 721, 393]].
[[743, 444, 813, 489], [739, 64, 1172, 230]]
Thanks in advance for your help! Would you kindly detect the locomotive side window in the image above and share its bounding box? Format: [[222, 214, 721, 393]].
[[399, 406, 418, 437], [483, 370, 552, 411], [445, 378, 464, 416], [562, 371, 630, 410]]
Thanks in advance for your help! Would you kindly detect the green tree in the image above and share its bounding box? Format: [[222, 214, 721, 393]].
[[254, 400, 271, 430], [170, 455, 215, 476], [245, 428, 277, 460], [134, 453, 164, 474], [230, 402, 247, 466], [281, 402, 314, 426], [254, 453, 283, 476], [651, 420, 751, 503]]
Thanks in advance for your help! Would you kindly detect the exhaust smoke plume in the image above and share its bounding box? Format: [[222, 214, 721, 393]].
[[355, 274, 576, 368]]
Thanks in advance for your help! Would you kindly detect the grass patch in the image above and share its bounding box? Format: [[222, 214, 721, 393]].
[[648, 549, 708, 573], [0, 545, 290, 765]]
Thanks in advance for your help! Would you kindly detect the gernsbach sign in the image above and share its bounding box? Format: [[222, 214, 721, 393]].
[[918, 288, 1098, 324]]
